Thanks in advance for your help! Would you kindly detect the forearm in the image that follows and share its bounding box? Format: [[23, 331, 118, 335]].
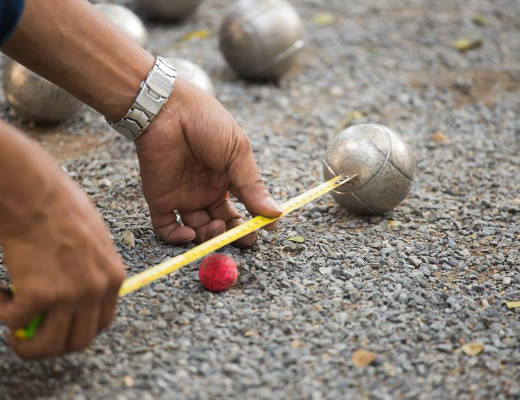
[[0, 120, 60, 238], [1, 0, 154, 122]]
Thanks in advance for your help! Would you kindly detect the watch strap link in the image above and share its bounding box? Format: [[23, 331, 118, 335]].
[[108, 56, 177, 141]]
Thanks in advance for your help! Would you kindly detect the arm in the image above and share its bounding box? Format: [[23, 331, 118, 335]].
[[3, 0, 281, 246]]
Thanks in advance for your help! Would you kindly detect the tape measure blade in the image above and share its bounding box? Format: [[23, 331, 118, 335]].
[[119, 175, 351, 297], [119, 214, 278, 296], [280, 175, 353, 215]]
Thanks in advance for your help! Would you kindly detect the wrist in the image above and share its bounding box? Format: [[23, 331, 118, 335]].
[[134, 78, 193, 150]]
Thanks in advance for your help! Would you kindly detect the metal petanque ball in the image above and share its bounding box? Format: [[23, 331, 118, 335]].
[[94, 3, 148, 46], [164, 57, 215, 96], [136, 0, 204, 20], [323, 124, 416, 215], [3, 60, 82, 125], [219, 0, 305, 80]]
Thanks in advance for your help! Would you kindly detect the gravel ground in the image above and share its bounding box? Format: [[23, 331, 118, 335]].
[[1, 0, 520, 399]]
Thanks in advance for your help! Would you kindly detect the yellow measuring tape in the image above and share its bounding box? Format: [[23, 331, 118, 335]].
[[16, 175, 353, 338]]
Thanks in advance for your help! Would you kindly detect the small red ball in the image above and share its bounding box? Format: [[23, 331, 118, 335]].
[[198, 254, 238, 292]]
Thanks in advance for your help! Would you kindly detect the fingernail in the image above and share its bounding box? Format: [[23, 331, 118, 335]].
[[264, 197, 283, 214]]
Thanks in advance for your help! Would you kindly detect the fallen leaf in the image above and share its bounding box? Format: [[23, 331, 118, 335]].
[[386, 219, 402, 228], [432, 131, 450, 143], [290, 340, 302, 349], [122, 229, 135, 248], [352, 349, 377, 367], [462, 342, 484, 356], [287, 236, 305, 243], [244, 330, 260, 338], [471, 15, 489, 26], [182, 29, 211, 41], [314, 12, 336, 25], [453, 37, 483, 52], [505, 301, 520, 309], [337, 111, 364, 131], [123, 375, 135, 387]]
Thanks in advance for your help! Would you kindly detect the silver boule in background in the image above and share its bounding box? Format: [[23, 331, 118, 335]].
[[164, 57, 215, 96], [94, 3, 148, 46], [3, 60, 83, 125], [323, 124, 416, 215], [136, 0, 204, 20], [219, 0, 305, 80]]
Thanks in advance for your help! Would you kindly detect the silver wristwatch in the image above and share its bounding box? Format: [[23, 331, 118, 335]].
[[108, 56, 177, 141]]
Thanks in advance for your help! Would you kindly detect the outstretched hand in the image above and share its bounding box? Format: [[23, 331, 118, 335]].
[[136, 80, 282, 247]]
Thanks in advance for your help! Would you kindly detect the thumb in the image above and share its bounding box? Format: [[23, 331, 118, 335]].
[[228, 136, 282, 219]]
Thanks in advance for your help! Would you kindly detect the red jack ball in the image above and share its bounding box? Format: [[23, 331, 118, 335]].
[[198, 254, 238, 292]]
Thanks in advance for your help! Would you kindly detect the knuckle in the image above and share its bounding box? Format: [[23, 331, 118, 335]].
[[81, 272, 111, 301], [31, 288, 57, 306], [108, 263, 126, 289]]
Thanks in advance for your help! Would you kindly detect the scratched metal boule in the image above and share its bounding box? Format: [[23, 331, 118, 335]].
[[323, 124, 416, 215], [135, 0, 204, 20], [3, 60, 82, 125], [94, 3, 148, 46], [164, 57, 215, 96], [219, 0, 305, 80]]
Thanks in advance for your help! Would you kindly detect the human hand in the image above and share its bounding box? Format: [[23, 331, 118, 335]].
[[0, 151, 125, 359], [135, 79, 282, 247]]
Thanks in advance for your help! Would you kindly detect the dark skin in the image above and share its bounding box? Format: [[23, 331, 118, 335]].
[[0, 0, 281, 359]]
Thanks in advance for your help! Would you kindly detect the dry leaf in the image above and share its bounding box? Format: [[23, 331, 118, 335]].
[[287, 236, 305, 243], [472, 15, 489, 26], [386, 219, 401, 228], [123, 376, 135, 387], [432, 131, 450, 143], [337, 111, 364, 131], [505, 301, 520, 309], [122, 229, 135, 248], [314, 12, 336, 25], [453, 37, 483, 52], [352, 349, 377, 367], [244, 330, 260, 338], [462, 342, 484, 356], [290, 340, 302, 349], [182, 29, 211, 41]]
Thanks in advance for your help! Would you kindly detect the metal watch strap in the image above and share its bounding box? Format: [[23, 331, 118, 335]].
[[108, 56, 177, 141]]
